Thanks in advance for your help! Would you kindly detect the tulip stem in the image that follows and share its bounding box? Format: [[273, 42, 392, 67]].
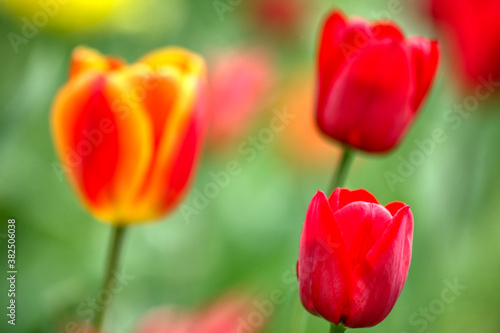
[[94, 225, 127, 330], [330, 146, 355, 192], [330, 323, 347, 333]]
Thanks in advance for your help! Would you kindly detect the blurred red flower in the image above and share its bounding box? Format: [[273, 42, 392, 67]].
[[298, 188, 414, 328], [208, 49, 275, 150], [429, 0, 500, 88], [317, 10, 439, 153], [249, 0, 307, 36]]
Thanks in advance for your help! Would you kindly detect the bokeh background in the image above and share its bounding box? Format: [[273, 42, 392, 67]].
[[1, 0, 500, 332]]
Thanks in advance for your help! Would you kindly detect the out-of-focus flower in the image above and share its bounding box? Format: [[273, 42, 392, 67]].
[[136, 293, 268, 333], [0, 0, 124, 32], [429, 0, 500, 88], [208, 48, 275, 150], [298, 188, 414, 328], [248, 0, 308, 37], [317, 10, 439, 153], [276, 69, 341, 170], [51, 46, 208, 224]]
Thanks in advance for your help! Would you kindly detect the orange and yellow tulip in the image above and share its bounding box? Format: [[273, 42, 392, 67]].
[[51, 46, 208, 225]]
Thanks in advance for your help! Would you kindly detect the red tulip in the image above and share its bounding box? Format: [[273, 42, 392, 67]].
[[51, 46, 208, 224], [317, 10, 439, 153], [429, 0, 500, 88], [298, 188, 414, 328]]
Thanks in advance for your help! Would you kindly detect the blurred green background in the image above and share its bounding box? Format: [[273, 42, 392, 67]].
[[1, 0, 500, 332]]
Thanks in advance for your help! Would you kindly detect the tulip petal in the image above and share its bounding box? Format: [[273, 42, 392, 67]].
[[385, 201, 406, 216], [337, 18, 373, 61], [158, 80, 208, 214], [333, 202, 392, 266], [139, 47, 205, 78], [124, 51, 208, 221], [51, 70, 153, 223], [319, 40, 413, 152], [51, 73, 118, 218], [372, 22, 404, 40], [407, 38, 439, 111], [70, 46, 124, 79], [318, 11, 348, 114], [299, 191, 351, 325], [329, 188, 379, 212], [346, 206, 413, 328]]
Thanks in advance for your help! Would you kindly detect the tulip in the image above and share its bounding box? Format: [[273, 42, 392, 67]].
[[317, 10, 439, 153], [429, 0, 500, 88], [51, 46, 208, 224], [298, 188, 414, 329]]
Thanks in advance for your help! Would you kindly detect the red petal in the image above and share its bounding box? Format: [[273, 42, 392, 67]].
[[298, 191, 351, 325], [346, 206, 413, 328], [75, 77, 120, 207], [52, 73, 119, 213], [329, 188, 379, 212], [407, 38, 439, 111], [337, 18, 374, 60], [317, 10, 348, 114], [51, 70, 154, 223], [372, 22, 405, 40], [333, 202, 392, 267], [318, 39, 413, 152], [385, 201, 406, 216], [157, 80, 208, 214]]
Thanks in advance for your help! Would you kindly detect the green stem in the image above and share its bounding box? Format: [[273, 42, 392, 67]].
[[330, 323, 347, 333], [329, 146, 355, 192], [94, 225, 127, 330]]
